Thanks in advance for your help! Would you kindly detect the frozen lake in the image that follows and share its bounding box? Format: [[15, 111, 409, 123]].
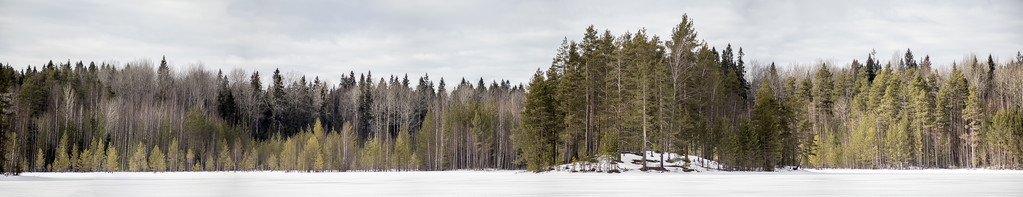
[[3, 170, 1023, 196]]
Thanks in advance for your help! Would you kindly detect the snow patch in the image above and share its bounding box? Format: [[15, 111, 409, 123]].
[[553, 151, 723, 173]]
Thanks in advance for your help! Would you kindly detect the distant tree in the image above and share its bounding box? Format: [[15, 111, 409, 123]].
[[357, 138, 383, 170], [299, 132, 322, 172], [752, 79, 781, 170], [866, 50, 879, 82], [242, 147, 256, 171], [218, 142, 234, 171], [280, 138, 296, 171], [35, 148, 45, 172], [53, 133, 71, 172], [74, 144, 87, 172], [812, 64, 835, 135], [962, 86, 982, 168], [91, 138, 106, 172], [515, 69, 560, 172], [104, 145, 120, 172], [2, 132, 18, 175], [129, 142, 148, 171], [394, 126, 419, 170], [217, 71, 240, 125], [149, 145, 166, 172], [0, 77, 12, 174], [266, 152, 279, 171], [186, 149, 198, 171], [167, 138, 179, 171], [905, 49, 917, 69]]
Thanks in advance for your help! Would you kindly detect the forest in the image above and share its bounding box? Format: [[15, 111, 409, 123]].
[[2, 14, 1023, 175]]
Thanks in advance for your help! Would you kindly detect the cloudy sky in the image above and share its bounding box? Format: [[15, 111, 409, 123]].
[[1, 0, 1020, 85]]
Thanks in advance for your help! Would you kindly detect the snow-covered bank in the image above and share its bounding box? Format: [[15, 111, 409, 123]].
[[807, 168, 1023, 174], [4, 170, 1023, 196], [554, 151, 725, 173]]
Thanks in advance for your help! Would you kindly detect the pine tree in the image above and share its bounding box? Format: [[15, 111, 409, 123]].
[[149, 145, 166, 172], [752, 79, 781, 170], [79, 138, 98, 172], [415, 110, 438, 170], [242, 147, 256, 171], [70, 145, 81, 171], [300, 134, 322, 172], [878, 70, 905, 167], [35, 148, 45, 172], [394, 126, 416, 170], [280, 138, 296, 171], [357, 138, 382, 170], [812, 64, 835, 132], [907, 72, 932, 166], [167, 138, 179, 171], [53, 133, 71, 172], [597, 127, 619, 159], [219, 143, 234, 171], [0, 80, 11, 174], [185, 148, 196, 171], [904, 49, 917, 69], [91, 138, 105, 172], [204, 154, 216, 171], [557, 40, 586, 162], [267, 153, 279, 171], [961, 86, 983, 168], [130, 142, 148, 171], [1, 132, 11, 174], [988, 109, 1022, 168], [515, 69, 560, 172], [104, 145, 119, 172]]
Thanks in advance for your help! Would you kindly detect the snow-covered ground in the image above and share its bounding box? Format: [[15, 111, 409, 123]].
[[3, 169, 1023, 196], [555, 151, 723, 173]]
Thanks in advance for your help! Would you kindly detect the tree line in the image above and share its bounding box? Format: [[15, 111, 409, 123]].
[[515, 14, 1023, 171], [3, 14, 1023, 175], [0, 57, 524, 174]]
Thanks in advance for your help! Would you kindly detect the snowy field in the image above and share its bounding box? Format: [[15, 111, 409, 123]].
[[3, 169, 1023, 196]]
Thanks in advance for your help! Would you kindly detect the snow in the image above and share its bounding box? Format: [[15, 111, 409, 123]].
[[554, 151, 723, 173], [3, 169, 1023, 196]]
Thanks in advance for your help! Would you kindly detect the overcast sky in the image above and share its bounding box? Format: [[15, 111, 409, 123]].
[[1, 0, 1020, 85]]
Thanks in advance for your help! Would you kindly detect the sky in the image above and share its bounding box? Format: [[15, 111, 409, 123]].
[[1, 0, 1021, 85]]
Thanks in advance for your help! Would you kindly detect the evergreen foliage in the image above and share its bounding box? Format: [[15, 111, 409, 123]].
[[104, 145, 119, 172], [130, 142, 148, 171], [149, 145, 166, 172]]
